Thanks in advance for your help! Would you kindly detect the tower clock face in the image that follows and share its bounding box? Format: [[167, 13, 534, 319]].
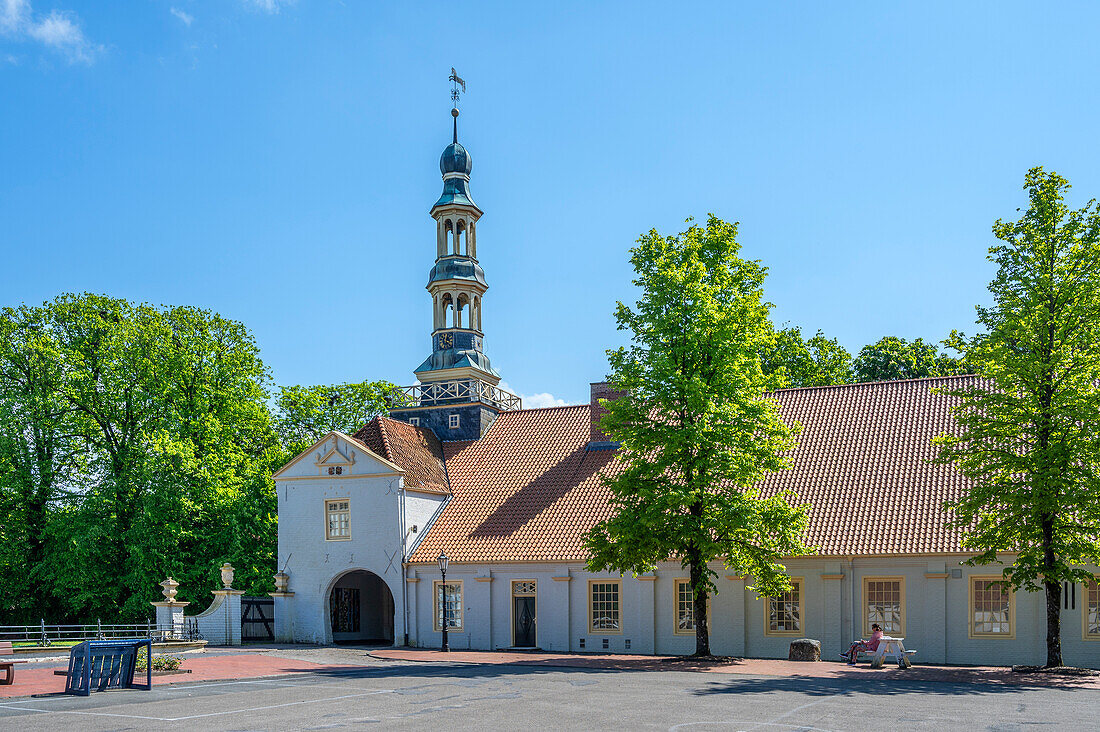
[[439, 333, 453, 349]]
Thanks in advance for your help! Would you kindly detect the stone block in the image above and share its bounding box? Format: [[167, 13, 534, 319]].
[[788, 638, 821, 662]]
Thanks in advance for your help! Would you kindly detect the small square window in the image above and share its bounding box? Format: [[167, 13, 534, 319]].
[[448, 414, 460, 429], [602, 638, 609, 650], [579, 638, 585, 649], [409, 417, 420, 427], [624, 639, 631, 650], [325, 499, 351, 541]]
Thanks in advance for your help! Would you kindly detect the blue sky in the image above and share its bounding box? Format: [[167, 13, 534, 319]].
[[3, 1, 1100, 406]]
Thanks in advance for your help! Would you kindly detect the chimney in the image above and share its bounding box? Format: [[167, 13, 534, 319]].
[[588, 381, 625, 450]]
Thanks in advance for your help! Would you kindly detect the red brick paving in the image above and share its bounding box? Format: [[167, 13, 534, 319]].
[[370, 648, 1100, 690], [0, 654, 362, 699], [4, 648, 1096, 699]]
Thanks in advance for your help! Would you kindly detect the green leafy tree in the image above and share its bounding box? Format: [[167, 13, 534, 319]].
[[585, 215, 810, 657], [0, 305, 83, 621], [0, 294, 280, 620], [274, 380, 402, 458], [934, 168, 1100, 667], [853, 336, 940, 382], [761, 326, 853, 387]]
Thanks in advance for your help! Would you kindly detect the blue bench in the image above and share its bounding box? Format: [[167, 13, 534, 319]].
[[65, 638, 153, 696]]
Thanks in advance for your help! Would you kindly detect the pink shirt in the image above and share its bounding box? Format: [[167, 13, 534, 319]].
[[866, 629, 884, 651]]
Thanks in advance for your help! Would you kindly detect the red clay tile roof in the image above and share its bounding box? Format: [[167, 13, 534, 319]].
[[407, 376, 980, 563], [353, 417, 450, 495]]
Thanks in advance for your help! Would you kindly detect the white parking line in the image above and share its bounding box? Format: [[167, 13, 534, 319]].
[[0, 688, 395, 722]]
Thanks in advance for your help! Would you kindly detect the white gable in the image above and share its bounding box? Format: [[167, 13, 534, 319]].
[[273, 431, 404, 480]]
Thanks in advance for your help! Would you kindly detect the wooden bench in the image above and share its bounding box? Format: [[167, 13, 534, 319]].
[[0, 641, 28, 685]]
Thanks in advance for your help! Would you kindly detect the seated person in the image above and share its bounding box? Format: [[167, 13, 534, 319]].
[[845, 623, 883, 664]]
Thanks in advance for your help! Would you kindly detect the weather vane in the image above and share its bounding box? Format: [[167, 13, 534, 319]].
[[449, 67, 466, 108]]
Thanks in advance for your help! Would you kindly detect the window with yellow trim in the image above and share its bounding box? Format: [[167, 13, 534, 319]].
[[970, 577, 1012, 637], [1086, 578, 1100, 639], [674, 579, 695, 634], [325, 499, 350, 540], [589, 581, 621, 633], [433, 580, 463, 632], [766, 579, 803, 636], [864, 578, 904, 634]]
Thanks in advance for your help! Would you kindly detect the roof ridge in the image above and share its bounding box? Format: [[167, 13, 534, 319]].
[[375, 416, 395, 461], [770, 373, 978, 395], [508, 403, 590, 414]]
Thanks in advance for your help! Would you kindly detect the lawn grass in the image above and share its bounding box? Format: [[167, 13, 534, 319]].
[[11, 640, 83, 649]]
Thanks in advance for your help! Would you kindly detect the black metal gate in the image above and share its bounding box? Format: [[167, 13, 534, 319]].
[[241, 596, 274, 642]]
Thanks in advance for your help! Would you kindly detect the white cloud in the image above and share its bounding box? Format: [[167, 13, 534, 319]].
[[242, 0, 293, 13], [170, 7, 193, 26], [499, 382, 576, 410], [0, 0, 29, 32], [0, 0, 98, 63]]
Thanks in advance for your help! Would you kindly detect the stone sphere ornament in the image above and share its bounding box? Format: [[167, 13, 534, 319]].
[[160, 577, 179, 602], [220, 562, 235, 589]]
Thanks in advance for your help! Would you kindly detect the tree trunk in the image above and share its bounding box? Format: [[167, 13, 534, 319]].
[[1042, 514, 1062, 667], [690, 557, 711, 657], [1044, 578, 1062, 667]]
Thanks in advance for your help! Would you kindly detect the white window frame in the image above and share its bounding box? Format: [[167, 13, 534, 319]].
[[324, 498, 351, 541], [408, 417, 420, 427], [433, 580, 464, 632], [673, 579, 695, 635], [588, 579, 622, 634], [969, 575, 1015, 639], [1085, 576, 1100, 641], [448, 414, 460, 429], [764, 577, 804, 637], [863, 576, 905, 635]]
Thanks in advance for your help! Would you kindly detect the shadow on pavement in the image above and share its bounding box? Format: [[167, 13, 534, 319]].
[[690, 672, 1095, 697]]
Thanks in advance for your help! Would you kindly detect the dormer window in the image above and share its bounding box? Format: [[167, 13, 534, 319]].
[[449, 414, 460, 429]]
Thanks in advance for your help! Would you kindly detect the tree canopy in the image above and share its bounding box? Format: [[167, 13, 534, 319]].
[[761, 326, 853, 387], [934, 168, 1100, 667], [852, 335, 972, 382], [585, 215, 809, 656], [274, 381, 401, 458], [0, 293, 395, 623]]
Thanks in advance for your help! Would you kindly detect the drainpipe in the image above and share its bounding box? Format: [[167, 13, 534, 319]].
[[398, 477, 409, 647], [848, 557, 857, 642]]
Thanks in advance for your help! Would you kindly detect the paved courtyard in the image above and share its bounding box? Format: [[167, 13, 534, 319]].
[[0, 648, 1097, 731]]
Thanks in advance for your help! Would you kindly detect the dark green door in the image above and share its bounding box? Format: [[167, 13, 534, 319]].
[[513, 596, 536, 647]]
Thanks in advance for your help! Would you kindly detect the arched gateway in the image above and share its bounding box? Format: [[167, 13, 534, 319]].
[[326, 570, 395, 645]]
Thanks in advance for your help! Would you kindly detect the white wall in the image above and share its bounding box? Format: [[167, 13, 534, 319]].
[[404, 558, 1100, 667], [275, 434, 410, 644]]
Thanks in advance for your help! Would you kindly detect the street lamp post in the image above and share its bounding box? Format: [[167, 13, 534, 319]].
[[437, 551, 450, 652]]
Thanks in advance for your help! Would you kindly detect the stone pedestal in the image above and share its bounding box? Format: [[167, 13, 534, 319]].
[[788, 638, 822, 661], [270, 591, 296, 643], [150, 601, 190, 639]]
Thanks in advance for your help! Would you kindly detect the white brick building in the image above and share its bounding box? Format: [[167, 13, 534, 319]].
[[271, 104, 1100, 668]]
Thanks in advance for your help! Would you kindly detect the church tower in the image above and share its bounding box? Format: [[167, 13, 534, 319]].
[[415, 107, 496, 385], [389, 84, 521, 440]]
